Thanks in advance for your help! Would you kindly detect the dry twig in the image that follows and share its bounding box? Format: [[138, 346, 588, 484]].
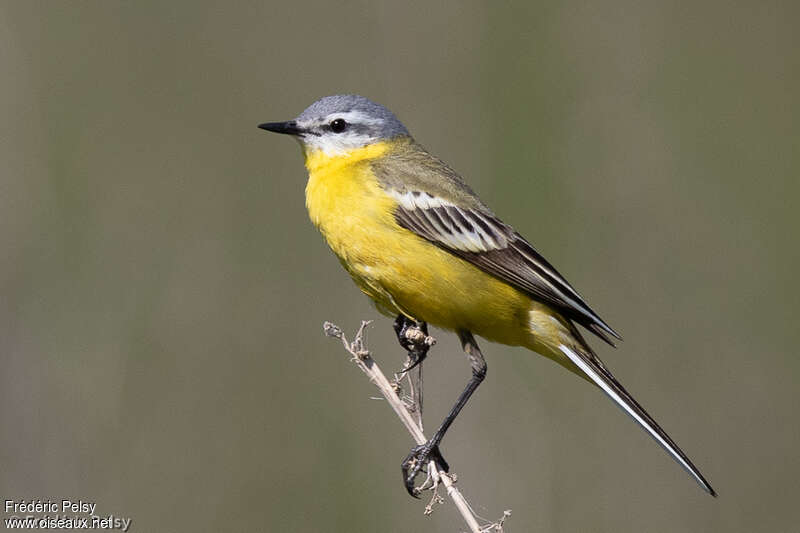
[[324, 320, 511, 533]]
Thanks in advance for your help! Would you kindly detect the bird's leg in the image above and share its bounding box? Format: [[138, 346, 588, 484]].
[[401, 330, 487, 497], [393, 314, 432, 373]]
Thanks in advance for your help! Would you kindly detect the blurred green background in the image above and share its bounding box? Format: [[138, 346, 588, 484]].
[[2, 2, 798, 532]]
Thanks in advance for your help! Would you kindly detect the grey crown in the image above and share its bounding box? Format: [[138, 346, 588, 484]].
[[297, 94, 410, 139]]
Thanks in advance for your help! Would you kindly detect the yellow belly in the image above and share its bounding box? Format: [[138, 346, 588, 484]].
[[303, 143, 577, 363]]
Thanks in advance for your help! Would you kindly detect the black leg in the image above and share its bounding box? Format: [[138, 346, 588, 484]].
[[393, 314, 431, 373], [400, 330, 487, 497]]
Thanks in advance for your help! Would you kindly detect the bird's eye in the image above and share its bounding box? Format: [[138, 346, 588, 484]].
[[330, 118, 347, 133]]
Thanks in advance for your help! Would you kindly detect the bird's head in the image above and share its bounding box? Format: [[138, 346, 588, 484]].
[[259, 94, 410, 156]]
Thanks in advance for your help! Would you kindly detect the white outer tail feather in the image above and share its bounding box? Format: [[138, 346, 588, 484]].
[[558, 344, 715, 495]]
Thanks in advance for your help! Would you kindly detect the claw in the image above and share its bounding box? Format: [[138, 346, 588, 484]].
[[400, 442, 449, 497]]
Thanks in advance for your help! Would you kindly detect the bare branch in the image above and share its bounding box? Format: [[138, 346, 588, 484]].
[[324, 320, 510, 533]]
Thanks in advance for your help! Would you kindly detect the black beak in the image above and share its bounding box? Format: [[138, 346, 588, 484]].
[[258, 120, 303, 135]]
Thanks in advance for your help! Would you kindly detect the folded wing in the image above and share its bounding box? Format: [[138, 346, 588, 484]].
[[390, 189, 621, 345]]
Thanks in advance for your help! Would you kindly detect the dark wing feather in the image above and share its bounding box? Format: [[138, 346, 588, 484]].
[[392, 194, 621, 345]]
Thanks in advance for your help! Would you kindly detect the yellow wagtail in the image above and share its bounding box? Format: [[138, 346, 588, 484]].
[[259, 94, 715, 497]]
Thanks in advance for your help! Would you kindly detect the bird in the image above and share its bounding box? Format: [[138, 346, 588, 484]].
[[258, 94, 716, 498]]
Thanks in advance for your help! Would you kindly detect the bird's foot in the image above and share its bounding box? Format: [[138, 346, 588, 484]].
[[400, 441, 449, 497], [393, 316, 435, 373]]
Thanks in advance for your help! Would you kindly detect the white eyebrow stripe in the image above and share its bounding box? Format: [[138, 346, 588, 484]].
[[326, 110, 384, 126]]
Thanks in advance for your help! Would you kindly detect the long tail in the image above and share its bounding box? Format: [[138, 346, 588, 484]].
[[558, 343, 716, 496]]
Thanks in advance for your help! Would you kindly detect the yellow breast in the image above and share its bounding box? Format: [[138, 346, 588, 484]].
[[302, 142, 545, 348], [304, 143, 400, 308], [304, 142, 396, 252]]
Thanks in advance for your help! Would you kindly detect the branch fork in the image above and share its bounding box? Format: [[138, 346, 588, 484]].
[[324, 320, 511, 533]]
